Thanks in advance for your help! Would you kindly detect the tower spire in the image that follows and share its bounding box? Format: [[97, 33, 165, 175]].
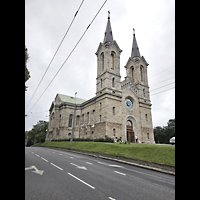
[[103, 11, 113, 44], [131, 28, 140, 59]]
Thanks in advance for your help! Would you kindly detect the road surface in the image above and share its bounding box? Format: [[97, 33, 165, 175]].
[[25, 147, 175, 200]]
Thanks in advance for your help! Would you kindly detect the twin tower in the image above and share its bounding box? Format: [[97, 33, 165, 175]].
[[47, 12, 155, 144], [95, 12, 154, 143]]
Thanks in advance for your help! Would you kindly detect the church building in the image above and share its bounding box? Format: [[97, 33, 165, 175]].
[[46, 13, 155, 144]]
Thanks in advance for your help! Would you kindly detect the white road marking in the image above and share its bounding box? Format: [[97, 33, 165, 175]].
[[31, 152, 34, 154], [41, 157, 48, 162], [97, 161, 108, 166], [86, 162, 93, 165], [68, 173, 95, 189], [114, 171, 126, 176], [70, 157, 74, 159], [50, 163, 63, 170], [98, 162, 124, 168], [25, 165, 44, 175], [109, 165, 124, 168], [108, 197, 116, 200], [70, 163, 87, 170], [35, 154, 40, 157]]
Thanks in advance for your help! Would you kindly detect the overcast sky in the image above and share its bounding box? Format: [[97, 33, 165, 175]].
[[25, 0, 175, 131]]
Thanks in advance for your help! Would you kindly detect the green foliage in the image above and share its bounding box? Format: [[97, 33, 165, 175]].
[[25, 46, 30, 91], [33, 141, 175, 166], [25, 120, 48, 146], [51, 136, 114, 143], [154, 118, 175, 144]]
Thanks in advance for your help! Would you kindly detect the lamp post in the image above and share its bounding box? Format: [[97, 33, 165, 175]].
[[70, 92, 77, 146]]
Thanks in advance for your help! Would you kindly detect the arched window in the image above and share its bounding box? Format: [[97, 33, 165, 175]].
[[111, 52, 114, 69], [113, 107, 115, 115], [140, 66, 143, 81], [112, 77, 115, 87], [68, 114, 73, 127], [101, 52, 104, 71], [131, 66, 135, 81], [93, 110, 95, 125], [143, 88, 145, 97], [113, 128, 116, 136], [87, 112, 89, 124], [76, 115, 80, 125]]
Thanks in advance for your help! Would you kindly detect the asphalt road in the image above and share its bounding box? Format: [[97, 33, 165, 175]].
[[25, 147, 175, 200]]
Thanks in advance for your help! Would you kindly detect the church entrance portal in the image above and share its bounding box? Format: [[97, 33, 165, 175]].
[[126, 120, 135, 143]]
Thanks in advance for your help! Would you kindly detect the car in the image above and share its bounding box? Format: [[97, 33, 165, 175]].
[[169, 137, 175, 145]]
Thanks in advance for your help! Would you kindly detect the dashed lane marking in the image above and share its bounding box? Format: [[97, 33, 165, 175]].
[[41, 157, 48, 162], [50, 163, 63, 170], [68, 173, 95, 189], [114, 171, 126, 176]]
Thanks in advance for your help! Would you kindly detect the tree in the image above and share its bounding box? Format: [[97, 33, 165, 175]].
[[153, 118, 175, 144], [25, 120, 48, 146], [25, 46, 30, 91]]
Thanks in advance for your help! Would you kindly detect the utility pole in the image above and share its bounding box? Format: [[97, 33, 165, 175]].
[[70, 92, 77, 146]]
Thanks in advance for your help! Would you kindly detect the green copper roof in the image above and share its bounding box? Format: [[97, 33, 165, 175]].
[[57, 93, 87, 104]]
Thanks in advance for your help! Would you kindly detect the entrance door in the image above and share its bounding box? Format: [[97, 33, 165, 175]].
[[126, 120, 135, 143]]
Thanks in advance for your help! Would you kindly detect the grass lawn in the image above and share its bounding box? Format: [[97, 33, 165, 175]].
[[33, 141, 175, 166]]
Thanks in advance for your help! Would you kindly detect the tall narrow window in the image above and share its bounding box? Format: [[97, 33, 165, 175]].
[[111, 53, 114, 69], [82, 114, 84, 125], [113, 107, 115, 115], [93, 110, 95, 125], [131, 66, 135, 81], [145, 114, 148, 121], [101, 52, 104, 71], [100, 79, 102, 88], [143, 88, 145, 97], [140, 66, 143, 81], [147, 133, 149, 140], [68, 114, 73, 127], [76, 115, 80, 125], [87, 112, 89, 124], [112, 77, 115, 87], [100, 115, 101, 122], [113, 128, 116, 136], [100, 102, 102, 110]]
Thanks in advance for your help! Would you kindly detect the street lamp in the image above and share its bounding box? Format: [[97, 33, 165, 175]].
[[70, 92, 77, 146]]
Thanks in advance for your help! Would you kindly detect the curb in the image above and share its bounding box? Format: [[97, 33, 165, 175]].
[[35, 146, 175, 176]]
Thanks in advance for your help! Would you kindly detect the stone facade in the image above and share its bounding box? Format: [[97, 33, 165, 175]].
[[46, 14, 155, 144]]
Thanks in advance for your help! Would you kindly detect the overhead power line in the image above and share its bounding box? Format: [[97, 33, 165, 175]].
[[150, 81, 175, 92], [149, 66, 175, 79], [28, 0, 108, 113], [25, 0, 85, 110], [151, 87, 175, 96]]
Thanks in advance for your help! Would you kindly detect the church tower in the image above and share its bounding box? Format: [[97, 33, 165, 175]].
[[95, 11, 122, 96], [121, 28, 154, 144]]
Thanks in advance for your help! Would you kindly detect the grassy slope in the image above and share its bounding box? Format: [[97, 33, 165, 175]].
[[33, 141, 175, 166]]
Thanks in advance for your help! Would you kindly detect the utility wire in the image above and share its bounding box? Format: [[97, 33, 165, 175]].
[[28, 0, 108, 113], [25, 0, 85, 110], [151, 86, 175, 96], [150, 81, 175, 92], [150, 76, 175, 86], [149, 66, 174, 79]]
